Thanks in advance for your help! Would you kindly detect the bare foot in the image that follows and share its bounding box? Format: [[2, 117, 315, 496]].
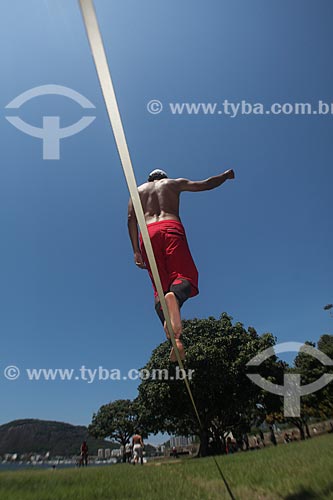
[[170, 339, 185, 362]]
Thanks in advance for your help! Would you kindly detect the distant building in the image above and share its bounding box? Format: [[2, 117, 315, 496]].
[[104, 448, 111, 459], [111, 448, 121, 457], [170, 436, 194, 448], [97, 449, 104, 460]]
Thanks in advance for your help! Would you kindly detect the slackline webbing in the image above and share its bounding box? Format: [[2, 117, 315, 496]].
[[78, 0, 201, 428], [78, 2, 235, 498]]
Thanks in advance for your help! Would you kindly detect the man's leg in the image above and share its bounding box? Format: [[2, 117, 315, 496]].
[[154, 279, 191, 361], [165, 292, 184, 362], [163, 223, 198, 361], [167, 279, 191, 361], [154, 297, 169, 337]]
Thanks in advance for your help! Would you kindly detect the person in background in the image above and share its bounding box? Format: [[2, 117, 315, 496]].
[[125, 442, 132, 463], [132, 432, 144, 465], [80, 440, 88, 466]]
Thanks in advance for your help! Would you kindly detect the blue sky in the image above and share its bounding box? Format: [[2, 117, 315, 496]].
[[0, 0, 332, 444]]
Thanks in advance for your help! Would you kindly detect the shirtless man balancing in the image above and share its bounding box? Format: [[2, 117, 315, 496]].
[[128, 168, 235, 361]]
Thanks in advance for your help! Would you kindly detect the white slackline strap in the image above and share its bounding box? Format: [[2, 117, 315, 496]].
[[78, 0, 202, 428]]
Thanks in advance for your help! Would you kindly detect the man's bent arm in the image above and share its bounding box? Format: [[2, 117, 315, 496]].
[[176, 169, 235, 192], [128, 199, 146, 268], [127, 199, 140, 252]]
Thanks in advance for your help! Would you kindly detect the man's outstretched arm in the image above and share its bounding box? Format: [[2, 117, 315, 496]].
[[127, 199, 145, 268], [176, 169, 235, 192]]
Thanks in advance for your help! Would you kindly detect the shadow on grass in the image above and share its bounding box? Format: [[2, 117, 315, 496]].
[[284, 482, 333, 500], [284, 491, 317, 500]]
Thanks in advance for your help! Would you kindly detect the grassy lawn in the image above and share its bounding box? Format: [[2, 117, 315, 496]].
[[0, 434, 332, 500]]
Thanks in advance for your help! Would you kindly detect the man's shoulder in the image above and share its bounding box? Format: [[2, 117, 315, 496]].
[[138, 179, 178, 190]]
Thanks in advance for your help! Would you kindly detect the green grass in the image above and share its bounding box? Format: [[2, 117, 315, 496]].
[[1, 434, 333, 500]]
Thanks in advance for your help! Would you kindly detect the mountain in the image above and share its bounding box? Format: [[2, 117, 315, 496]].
[[0, 419, 116, 457]]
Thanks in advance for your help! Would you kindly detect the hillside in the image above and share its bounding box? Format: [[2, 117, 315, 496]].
[[0, 419, 116, 457]]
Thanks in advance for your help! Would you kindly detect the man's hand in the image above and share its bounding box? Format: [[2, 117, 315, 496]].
[[225, 169, 235, 179], [134, 250, 146, 269]]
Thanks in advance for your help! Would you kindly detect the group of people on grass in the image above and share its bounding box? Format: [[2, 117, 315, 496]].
[[78, 433, 144, 467]]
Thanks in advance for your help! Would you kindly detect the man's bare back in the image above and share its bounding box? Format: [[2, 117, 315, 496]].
[[137, 178, 181, 225], [132, 434, 143, 445], [128, 170, 235, 261]]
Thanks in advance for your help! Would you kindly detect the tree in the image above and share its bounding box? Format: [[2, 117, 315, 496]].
[[267, 335, 333, 439], [294, 335, 333, 420], [136, 313, 284, 456], [317, 334, 333, 416], [318, 334, 333, 358], [88, 399, 141, 462]]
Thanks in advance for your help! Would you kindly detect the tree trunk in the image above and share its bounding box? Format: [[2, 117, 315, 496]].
[[198, 429, 209, 457], [299, 425, 305, 440], [290, 419, 305, 440], [305, 422, 311, 439]]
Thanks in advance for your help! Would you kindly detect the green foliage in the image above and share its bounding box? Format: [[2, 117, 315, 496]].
[[137, 313, 284, 455], [318, 334, 333, 358], [88, 399, 141, 449], [267, 334, 333, 437], [292, 335, 333, 420]]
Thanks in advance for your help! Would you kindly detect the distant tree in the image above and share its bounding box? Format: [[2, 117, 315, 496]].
[[267, 335, 333, 439], [294, 337, 333, 421], [136, 313, 284, 456], [318, 334, 333, 358], [89, 399, 141, 461]]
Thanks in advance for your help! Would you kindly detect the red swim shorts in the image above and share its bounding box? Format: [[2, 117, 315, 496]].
[[139, 220, 199, 299]]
